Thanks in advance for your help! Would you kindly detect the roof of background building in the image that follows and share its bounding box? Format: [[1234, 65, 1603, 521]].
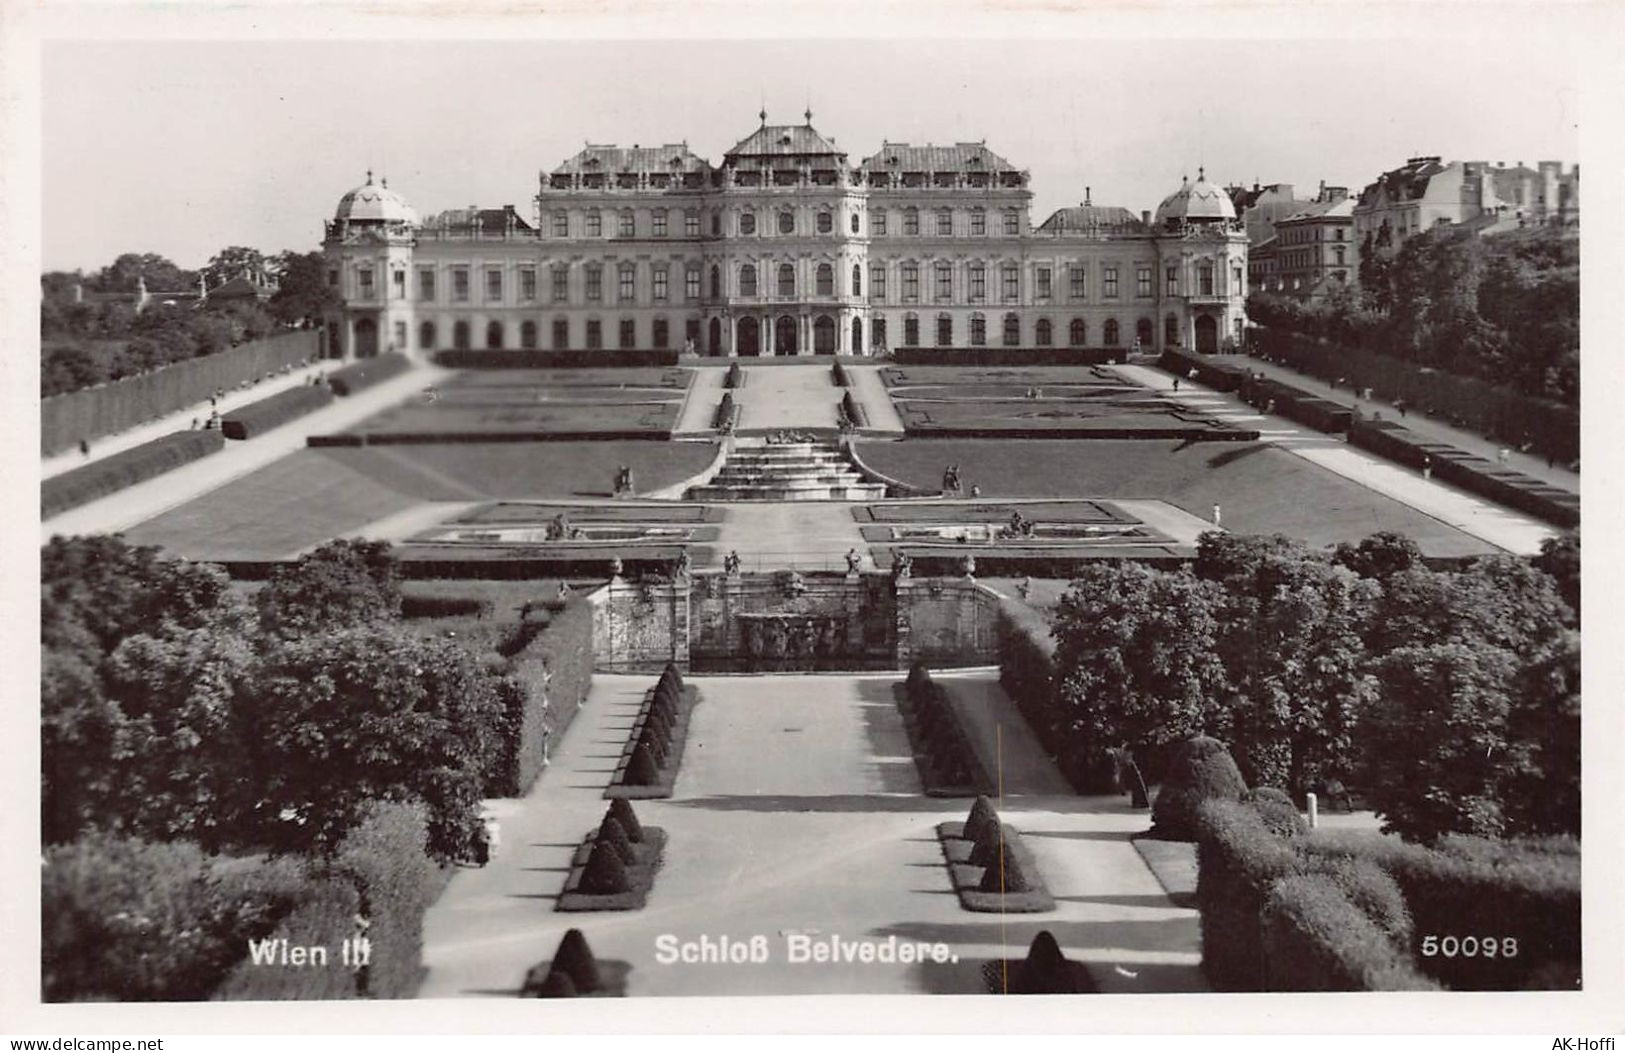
[[724, 122, 844, 160], [1279, 197, 1356, 223], [1034, 205, 1147, 235], [1359, 157, 1449, 207], [858, 141, 1019, 175], [550, 144, 710, 175], [422, 206, 534, 235]]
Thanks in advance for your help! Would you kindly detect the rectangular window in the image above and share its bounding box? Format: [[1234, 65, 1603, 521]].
[[327, 269, 338, 287], [357, 268, 374, 298], [871, 210, 887, 236], [1233, 265, 1243, 291], [971, 316, 986, 346], [618, 264, 635, 302], [936, 315, 952, 346], [902, 264, 919, 303], [970, 265, 986, 302], [619, 212, 634, 237], [392, 270, 405, 299], [586, 319, 602, 350], [684, 210, 699, 237], [619, 319, 636, 348], [1003, 210, 1019, 235], [1137, 266, 1152, 298], [552, 212, 568, 238], [551, 266, 568, 303], [1103, 266, 1118, 299], [904, 315, 919, 345], [520, 268, 537, 302], [452, 268, 468, 302], [971, 210, 986, 236], [1001, 265, 1019, 302], [553, 318, 569, 349], [653, 210, 668, 237], [486, 269, 502, 302], [685, 267, 700, 301], [586, 266, 602, 302], [1166, 266, 1179, 296], [871, 264, 887, 302], [936, 210, 952, 236], [935, 262, 951, 301], [653, 318, 669, 348], [418, 269, 436, 302], [586, 212, 602, 237], [1070, 265, 1086, 300], [1036, 267, 1052, 300], [653, 267, 669, 301], [1199, 264, 1214, 296], [904, 210, 920, 236]]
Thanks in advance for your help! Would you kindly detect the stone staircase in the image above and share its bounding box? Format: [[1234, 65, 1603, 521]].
[[686, 439, 889, 501]]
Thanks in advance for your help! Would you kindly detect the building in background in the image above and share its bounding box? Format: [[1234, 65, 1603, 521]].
[[1260, 185, 1356, 299], [1353, 156, 1579, 258], [323, 115, 1249, 359]]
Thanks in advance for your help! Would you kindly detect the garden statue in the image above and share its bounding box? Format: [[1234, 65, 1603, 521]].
[[845, 547, 862, 573], [675, 549, 692, 579], [723, 550, 743, 575], [546, 512, 572, 541], [557, 582, 571, 600], [892, 552, 913, 580], [960, 553, 977, 577], [608, 556, 624, 577]]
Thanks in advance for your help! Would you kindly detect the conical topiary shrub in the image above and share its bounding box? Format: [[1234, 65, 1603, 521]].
[[660, 661, 684, 688], [1150, 735, 1248, 842], [906, 660, 931, 699], [654, 678, 682, 707], [1015, 931, 1075, 994], [627, 743, 661, 785], [550, 928, 602, 993], [598, 816, 637, 865], [533, 970, 578, 998], [608, 798, 644, 842], [580, 839, 631, 895], [638, 727, 669, 764], [977, 840, 1031, 894], [964, 795, 1000, 845], [969, 822, 1005, 868]]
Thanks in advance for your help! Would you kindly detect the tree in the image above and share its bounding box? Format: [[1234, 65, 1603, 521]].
[[93, 252, 195, 294], [1532, 531, 1579, 626], [256, 539, 402, 637], [1051, 563, 1229, 769], [202, 246, 268, 291], [40, 344, 105, 396], [268, 250, 339, 328], [1502, 635, 1580, 838], [1332, 531, 1423, 583]]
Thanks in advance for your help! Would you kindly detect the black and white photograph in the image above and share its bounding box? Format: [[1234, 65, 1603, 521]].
[[4, 0, 1623, 1041]]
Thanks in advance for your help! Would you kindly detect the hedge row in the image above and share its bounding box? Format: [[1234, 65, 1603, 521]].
[[42, 330, 320, 455], [399, 593, 495, 620], [1194, 800, 1434, 992], [1299, 832, 1581, 990], [994, 602, 1117, 793], [713, 392, 738, 430], [221, 384, 334, 440], [211, 801, 439, 1000], [723, 362, 743, 389], [432, 349, 679, 369], [1255, 328, 1578, 464], [497, 599, 595, 797], [1238, 375, 1354, 434], [841, 390, 869, 428], [327, 352, 411, 396], [1158, 346, 1250, 392], [1350, 420, 1579, 528], [892, 347, 1122, 366], [831, 361, 850, 387], [43, 429, 224, 518], [902, 662, 987, 794]]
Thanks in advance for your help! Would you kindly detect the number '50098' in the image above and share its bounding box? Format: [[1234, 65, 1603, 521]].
[[1420, 935, 1519, 957]]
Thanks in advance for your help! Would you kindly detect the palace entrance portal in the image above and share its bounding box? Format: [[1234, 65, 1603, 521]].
[[775, 315, 798, 356]]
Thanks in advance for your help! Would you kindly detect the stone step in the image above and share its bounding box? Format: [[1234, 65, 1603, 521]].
[[688, 483, 888, 502]]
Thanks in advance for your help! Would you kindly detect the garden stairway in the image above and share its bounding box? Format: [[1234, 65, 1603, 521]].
[[686, 439, 888, 501]]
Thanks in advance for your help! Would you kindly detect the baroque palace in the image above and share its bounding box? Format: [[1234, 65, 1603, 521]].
[[323, 114, 1249, 359]]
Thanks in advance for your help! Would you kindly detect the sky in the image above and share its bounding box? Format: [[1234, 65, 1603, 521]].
[[38, 29, 1583, 274]]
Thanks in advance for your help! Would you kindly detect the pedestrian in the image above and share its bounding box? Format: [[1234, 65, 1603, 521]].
[[1395, 397, 1407, 418], [1172, 377, 1181, 392], [1211, 503, 1222, 527], [1421, 455, 1432, 480], [78, 438, 90, 457], [970, 484, 981, 497], [191, 417, 200, 430]]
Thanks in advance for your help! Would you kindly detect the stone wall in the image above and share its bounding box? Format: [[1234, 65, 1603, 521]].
[[895, 575, 1003, 667]]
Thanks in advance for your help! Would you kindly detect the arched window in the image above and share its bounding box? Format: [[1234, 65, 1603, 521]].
[[1069, 318, 1086, 347], [814, 315, 836, 354], [453, 320, 470, 350], [486, 321, 504, 349], [710, 266, 721, 299], [520, 320, 537, 349], [740, 264, 758, 298], [1002, 312, 1020, 347], [816, 264, 834, 297], [970, 313, 987, 346], [740, 211, 756, 235], [1035, 318, 1053, 346], [851, 317, 863, 353], [419, 321, 437, 349], [851, 264, 862, 296], [817, 210, 833, 234], [903, 312, 920, 346], [778, 263, 795, 297], [850, 213, 860, 234], [1104, 318, 1120, 346], [1136, 317, 1154, 348], [1165, 314, 1180, 346], [778, 210, 795, 235], [936, 313, 953, 347]]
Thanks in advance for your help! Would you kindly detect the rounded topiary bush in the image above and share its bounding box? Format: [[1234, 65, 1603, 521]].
[[1309, 855, 1413, 950], [598, 816, 637, 865], [550, 928, 601, 993], [1253, 799, 1309, 839], [626, 744, 661, 786], [1248, 787, 1295, 807], [964, 795, 1000, 845], [580, 840, 631, 895], [978, 841, 1031, 893], [608, 798, 644, 842], [1150, 736, 1248, 841], [1016, 930, 1075, 994]]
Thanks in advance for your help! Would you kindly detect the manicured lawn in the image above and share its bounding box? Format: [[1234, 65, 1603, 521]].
[[855, 438, 1496, 556], [322, 442, 719, 500], [856, 500, 1129, 524], [880, 366, 1127, 388], [442, 368, 689, 390], [453, 502, 721, 525]]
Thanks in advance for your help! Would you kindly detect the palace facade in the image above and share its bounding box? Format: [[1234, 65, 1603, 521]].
[[322, 115, 1249, 359]]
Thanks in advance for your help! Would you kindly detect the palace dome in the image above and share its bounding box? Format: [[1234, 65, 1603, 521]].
[[334, 173, 418, 225], [1154, 169, 1237, 225]]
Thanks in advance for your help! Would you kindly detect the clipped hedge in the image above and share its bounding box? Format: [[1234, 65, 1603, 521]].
[[713, 392, 738, 430], [432, 349, 679, 369], [221, 384, 334, 440], [43, 429, 224, 518], [1151, 737, 1248, 841], [497, 599, 594, 796], [723, 362, 743, 389], [1299, 832, 1581, 990], [1238, 375, 1353, 433], [1262, 876, 1438, 991], [995, 601, 1116, 793], [841, 390, 869, 428], [1159, 346, 1249, 392], [327, 352, 411, 396], [892, 347, 1120, 366], [210, 878, 361, 1000], [1194, 799, 1304, 990], [399, 593, 495, 620], [832, 361, 850, 387]]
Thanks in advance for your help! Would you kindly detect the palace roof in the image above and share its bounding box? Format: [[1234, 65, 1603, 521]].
[[724, 122, 845, 161], [1034, 205, 1147, 235], [550, 144, 710, 176], [859, 141, 1019, 176], [422, 205, 534, 235]]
